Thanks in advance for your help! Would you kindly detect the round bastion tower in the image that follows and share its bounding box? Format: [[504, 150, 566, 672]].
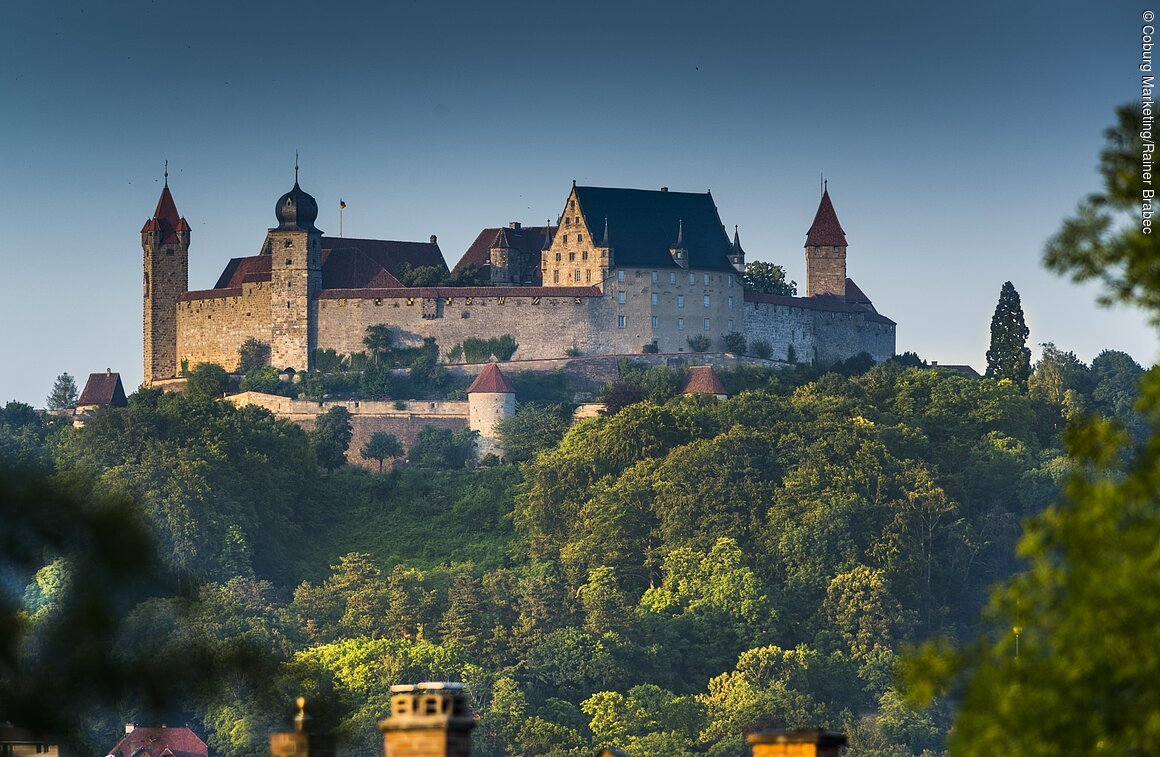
[[465, 363, 516, 460]]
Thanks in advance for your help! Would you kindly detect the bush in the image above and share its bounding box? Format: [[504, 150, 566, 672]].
[[787, 343, 797, 364], [238, 338, 270, 373], [314, 348, 344, 373], [462, 337, 492, 363], [184, 362, 230, 400], [641, 342, 659, 354], [564, 346, 582, 357], [751, 339, 773, 360], [723, 332, 747, 356], [360, 362, 392, 400], [241, 366, 294, 396], [686, 334, 711, 353], [491, 335, 519, 361], [409, 426, 476, 468]]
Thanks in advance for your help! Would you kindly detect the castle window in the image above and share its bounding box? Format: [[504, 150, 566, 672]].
[[553, 270, 559, 283], [569, 252, 575, 261], [578, 234, 584, 243], [586, 270, 591, 282], [669, 272, 676, 284], [617, 270, 625, 282], [703, 295, 710, 308], [582, 250, 588, 261], [704, 273, 710, 285], [728, 296, 734, 309], [688, 272, 696, 285], [574, 269, 581, 282], [563, 234, 568, 244], [677, 317, 685, 331], [651, 271, 658, 283], [651, 315, 658, 329], [618, 315, 626, 329], [618, 291, 626, 304], [556, 253, 562, 261], [703, 318, 710, 330], [286, 259, 292, 265], [728, 274, 734, 288], [651, 293, 658, 305], [677, 295, 684, 308], [728, 319, 734, 331]]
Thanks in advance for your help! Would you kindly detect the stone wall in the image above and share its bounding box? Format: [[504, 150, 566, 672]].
[[177, 283, 271, 372], [742, 301, 819, 363], [805, 245, 847, 297], [315, 292, 614, 360]]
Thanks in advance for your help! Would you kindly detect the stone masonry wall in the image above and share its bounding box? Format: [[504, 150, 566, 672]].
[[805, 245, 847, 297], [177, 284, 271, 371], [315, 293, 614, 360], [742, 301, 818, 363]]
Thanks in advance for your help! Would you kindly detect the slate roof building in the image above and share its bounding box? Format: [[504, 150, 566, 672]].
[[77, 370, 128, 411], [142, 178, 894, 384]]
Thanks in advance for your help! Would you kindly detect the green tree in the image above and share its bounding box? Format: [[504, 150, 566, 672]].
[[363, 325, 395, 365], [984, 281, 1032, 384], [311, 406, 353, 472], [184, 362, 230, 399], [723, 331, 747, 356], [238, 338, 270, 373], [497, 403, 572, 462], [743, 260, 797, 296], [46, 373, 78, 411], [687, 334, 711, 353], [905, 103, 1160, 755], [359, 431, 403, 473]]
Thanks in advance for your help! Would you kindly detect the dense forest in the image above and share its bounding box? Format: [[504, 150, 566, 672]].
[[0, 343, 1147, 756]]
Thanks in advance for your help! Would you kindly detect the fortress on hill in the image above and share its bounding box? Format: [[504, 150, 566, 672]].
[[141, 176, 895, 385]]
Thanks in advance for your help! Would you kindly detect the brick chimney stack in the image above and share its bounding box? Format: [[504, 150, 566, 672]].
[[380, 682, 475, 757], [269, 698, 335, 757], [747, 729, 846, 757]]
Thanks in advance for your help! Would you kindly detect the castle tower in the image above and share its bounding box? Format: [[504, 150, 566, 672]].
[[804, 189, 847, 297], [267, 179, 322, 372], [466, 362, 515, 460], [142, 181, 190, 385], [379, 682, 475, 757]]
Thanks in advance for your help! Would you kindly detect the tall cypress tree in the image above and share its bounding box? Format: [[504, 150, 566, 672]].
[[985, 281, 1032, 383]]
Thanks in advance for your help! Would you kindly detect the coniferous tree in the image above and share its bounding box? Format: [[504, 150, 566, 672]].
[[985, 281, 1032, 383], [46, 373, 78, 410]]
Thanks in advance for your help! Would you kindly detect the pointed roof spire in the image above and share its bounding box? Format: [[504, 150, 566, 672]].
[[542, 220, 553, 251], [143, 184, 182, 243], [601, 216, 610, 247], [674, 218, 684, 247], [294, 150, 300, 185], [732, 224, 745, 254], [491, 227, 512, 249], [163, 159, 169, 188], [466, 362, 515, 394], [805, 189, 847, 247]]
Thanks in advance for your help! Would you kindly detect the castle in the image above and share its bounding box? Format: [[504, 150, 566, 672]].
[[141, 176, 894, 384]]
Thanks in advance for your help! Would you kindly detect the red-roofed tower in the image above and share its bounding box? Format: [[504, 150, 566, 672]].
[[804, 188, 847, 298], [142, 178, 190, 385], [466, 362, 516, 460]]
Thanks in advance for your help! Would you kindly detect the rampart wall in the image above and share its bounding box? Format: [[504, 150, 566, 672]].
[[177, 284, 271, 371]]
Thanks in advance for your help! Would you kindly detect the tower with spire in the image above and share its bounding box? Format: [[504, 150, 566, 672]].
[[141, 169, 190, 385], [804, 187, 848, 297], [267, 170, 323, 372], [729, 225, 746, 273]]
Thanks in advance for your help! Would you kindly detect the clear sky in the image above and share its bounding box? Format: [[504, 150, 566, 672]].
[[0, 0, 1149, 405]]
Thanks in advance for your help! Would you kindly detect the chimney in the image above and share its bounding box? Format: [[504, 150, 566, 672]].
[[380, 682, 475, 757], [509, 222, 521, 230], [124, 724, 135, 734], [660, 186, 668, 192], [747, 729, 847, 757], [269, 698, 335, 757], [430, 235, 437, 244]]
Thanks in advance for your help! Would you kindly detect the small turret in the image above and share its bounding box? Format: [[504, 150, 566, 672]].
[[466, 363, 516, 460], [669, 219, 688, 268], [729, 225, 746, 273], [489, 227, 513, 285], [142, 176, 190, 385]]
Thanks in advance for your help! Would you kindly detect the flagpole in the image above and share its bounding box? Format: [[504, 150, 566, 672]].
[[339, 198, 345, 237]]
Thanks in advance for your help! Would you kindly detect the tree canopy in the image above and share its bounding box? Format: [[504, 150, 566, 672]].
[[984, 281, 1031, 384]]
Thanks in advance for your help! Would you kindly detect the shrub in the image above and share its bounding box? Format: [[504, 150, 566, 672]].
[[184, 362, 230, 400], [314, 348, 344, 373], [491, 335, 519, 361], [462, 337, 492, 363], [723, 332, 747, 356], [787, 343, 797, 364], [238, 338, 270, 373], [641, 342, 659, 354], [564, 346, 582, 357], [751, 339, 773, 360], [686, 334, 711, 353]]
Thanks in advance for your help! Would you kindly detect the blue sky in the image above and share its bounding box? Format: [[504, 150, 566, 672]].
[[0, 0, 1149, 404]]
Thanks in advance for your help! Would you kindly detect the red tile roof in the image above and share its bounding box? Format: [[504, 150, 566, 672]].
[[805, 189, 847, 247], [105, 727, 208, 757], [466, 362, 515, 394], [141, 186, 186, 244], [213, 255, 271, 289], [453, 225, 551, 285], [77, 371, 128, 407], [681, 365, 727, 396]]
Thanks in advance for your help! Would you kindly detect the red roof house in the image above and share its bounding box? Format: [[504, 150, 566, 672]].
[[104, 725, 208, 757]]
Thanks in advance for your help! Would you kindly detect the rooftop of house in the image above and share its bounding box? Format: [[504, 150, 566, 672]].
[[104, 726, 208, 757], [454, 224, 551, 285], [466, 362, 515, 394], [77, 370, 128, 408], [805, 189, 847, 247], [682, 364, 728, 396]]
